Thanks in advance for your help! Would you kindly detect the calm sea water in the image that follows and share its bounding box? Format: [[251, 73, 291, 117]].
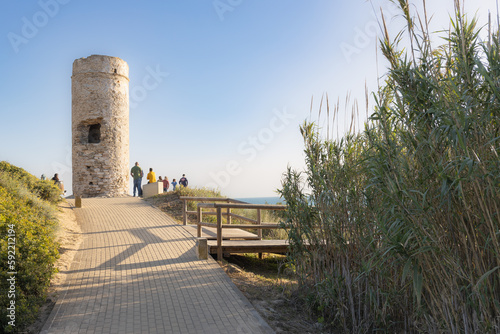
[[234, 196, 284, 205]]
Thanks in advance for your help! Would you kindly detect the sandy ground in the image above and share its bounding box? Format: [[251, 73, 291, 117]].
[[27, 199, 83, 333], [51, 199, 83, 287]]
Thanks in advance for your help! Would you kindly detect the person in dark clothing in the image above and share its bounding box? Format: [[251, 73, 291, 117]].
[[179, 174, 188, 187], [51, 173, 64, 192]]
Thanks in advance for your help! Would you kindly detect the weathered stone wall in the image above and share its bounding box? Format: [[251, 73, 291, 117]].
[[72, 55, 129, 197]]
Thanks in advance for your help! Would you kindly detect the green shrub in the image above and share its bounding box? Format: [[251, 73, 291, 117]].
[[0, 163, 60, 333], [0, 161, 61, 204], [174, 185, 222, 198]]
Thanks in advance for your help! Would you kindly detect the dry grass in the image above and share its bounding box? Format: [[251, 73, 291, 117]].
[[222, 254, 327, 334]]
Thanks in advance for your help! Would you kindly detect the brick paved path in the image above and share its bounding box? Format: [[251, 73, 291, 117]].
[[41, 197, 273, 334]]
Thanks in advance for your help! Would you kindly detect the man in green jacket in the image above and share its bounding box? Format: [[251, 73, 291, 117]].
[[130, 162, 144, 197]]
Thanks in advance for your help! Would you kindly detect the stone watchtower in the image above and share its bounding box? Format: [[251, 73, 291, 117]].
[[72, 55, 130, 197]]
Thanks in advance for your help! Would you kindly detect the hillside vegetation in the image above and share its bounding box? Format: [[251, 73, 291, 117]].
[[279, 2, 500, 333], [0, 161, 61, 333]]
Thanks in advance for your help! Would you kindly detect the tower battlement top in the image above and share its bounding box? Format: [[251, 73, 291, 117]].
[[72, 54, 129, 79]]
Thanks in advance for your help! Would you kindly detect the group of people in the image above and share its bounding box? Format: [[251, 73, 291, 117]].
[[130, 162, 188, 197]]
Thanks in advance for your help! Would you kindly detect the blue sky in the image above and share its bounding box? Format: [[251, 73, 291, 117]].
[[0, 0, 495, 197]]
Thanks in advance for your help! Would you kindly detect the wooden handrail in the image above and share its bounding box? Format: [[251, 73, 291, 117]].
[[181, 196, 250, 225], [213, 203, 287, 210], [198, 222, 217, 227], [180, 196, 231, 202], [196, 222, 280, 229], [180, 196, 248, 204], [217, 224, 281, 229]]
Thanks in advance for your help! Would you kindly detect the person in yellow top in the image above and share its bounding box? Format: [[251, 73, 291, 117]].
[[146, 168, 156, 183]]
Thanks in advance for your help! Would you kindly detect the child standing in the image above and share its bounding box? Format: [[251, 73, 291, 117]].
[[163, 177, 170, 192]]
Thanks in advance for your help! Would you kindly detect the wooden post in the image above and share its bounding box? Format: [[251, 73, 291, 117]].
[[257, 208, 262, 259], [257, 209, 262, 239], [75, 195, 82, 208], [182, 199, 187, 225], [197, 205, 202, 237], [226, 198, 231, 225], [217, 207, 223, 261]]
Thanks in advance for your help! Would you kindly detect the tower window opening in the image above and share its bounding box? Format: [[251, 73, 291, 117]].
[[88, 124, 101, 143]]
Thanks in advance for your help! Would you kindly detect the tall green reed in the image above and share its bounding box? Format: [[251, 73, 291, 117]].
[[279, 1, 500, 332]]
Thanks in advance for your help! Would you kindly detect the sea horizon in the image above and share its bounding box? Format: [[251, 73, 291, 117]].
[[234, 196, 284, 205]]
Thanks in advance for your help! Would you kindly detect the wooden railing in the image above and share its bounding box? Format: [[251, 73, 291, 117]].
[[179, 196, 247, 225], [197, 202, 287, 261]]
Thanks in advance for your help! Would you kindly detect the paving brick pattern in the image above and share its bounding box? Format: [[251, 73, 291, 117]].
[[41, 198, 274, 334]]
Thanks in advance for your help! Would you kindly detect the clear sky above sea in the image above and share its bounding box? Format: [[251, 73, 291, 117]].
[[0, 0, 495, 197]]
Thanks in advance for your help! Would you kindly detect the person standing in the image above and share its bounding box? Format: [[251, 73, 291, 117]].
[[171, 178, 178, 191], [147, 168, 156, 184], [179, 174, 188, 188], [130, 162, 144, 197], [51, 173, 64, 193], [163, 176, 170, 192]]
